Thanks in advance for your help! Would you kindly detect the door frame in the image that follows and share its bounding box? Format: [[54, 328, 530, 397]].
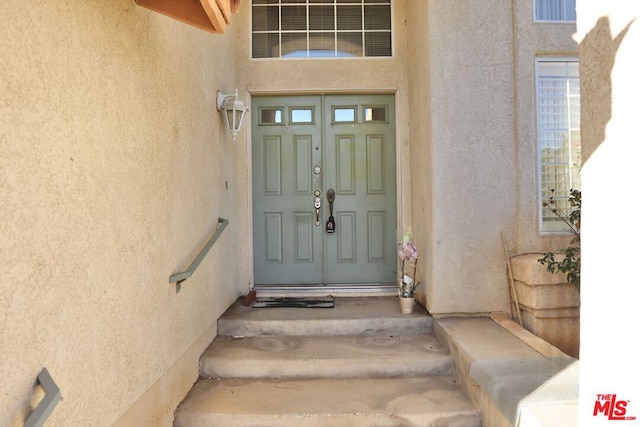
[[246, 90, 403, 296]]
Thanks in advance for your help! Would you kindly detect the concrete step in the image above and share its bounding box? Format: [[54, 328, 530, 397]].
[[200, 333, 454, 379], [217, 296, 433, 337], [174, 297, 480, 427], [174, 376, 481, 427]]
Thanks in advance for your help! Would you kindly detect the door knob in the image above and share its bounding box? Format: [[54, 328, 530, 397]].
[[327, 188, 335, 204]]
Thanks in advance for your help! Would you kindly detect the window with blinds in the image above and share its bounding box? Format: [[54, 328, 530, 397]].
[[535, 0, 576, 22], [252, 0, 392, 59], [536, 59, 581, 233]]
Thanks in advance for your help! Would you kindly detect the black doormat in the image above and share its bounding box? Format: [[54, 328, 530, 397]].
[[252, 296, 334, 308]]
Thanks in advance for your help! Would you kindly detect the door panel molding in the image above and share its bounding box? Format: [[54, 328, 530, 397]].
[[336, 135, 356, 195], [294, 136, 313, 194], [264, 213, 283, 262], [337, 211, 357, 263], [294, 213, 314, 262], [366, 135, 386, 194], [367, 211, 386, 262], [263, 137, 282, 195]]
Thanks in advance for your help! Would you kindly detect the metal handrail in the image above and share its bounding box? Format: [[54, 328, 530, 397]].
[[24, 368, 62, 427], [170, 217, 229, 292]]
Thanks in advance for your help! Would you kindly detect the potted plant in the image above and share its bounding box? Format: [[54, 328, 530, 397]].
[[398, 230, 420, 314]]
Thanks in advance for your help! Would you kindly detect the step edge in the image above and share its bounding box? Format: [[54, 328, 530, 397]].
[[176, 410, 482, 427], [217, 320, 433, 337], [200, 358, 455, 379]]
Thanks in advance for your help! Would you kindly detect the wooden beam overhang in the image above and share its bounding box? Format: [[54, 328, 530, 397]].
[[135, 0, 241, 34]]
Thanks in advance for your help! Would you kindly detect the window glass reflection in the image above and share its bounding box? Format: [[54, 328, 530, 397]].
[[364, 106, 387, 122], [333, 107, 356, 123], [260, 108, 283, 125], [291, 108, 314, 123]]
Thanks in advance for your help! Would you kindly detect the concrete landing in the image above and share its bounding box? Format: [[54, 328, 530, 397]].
[[174, 376, 480, 427], [218, 296, 432, 337]]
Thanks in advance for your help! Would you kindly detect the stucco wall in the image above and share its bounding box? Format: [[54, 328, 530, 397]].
[[0, 1, 249, 425], [405, 0, 432, 310], [511, 1, 578, 253], [575, 1, 640, 421], [424, 0, 516, 314], [409, 1, 578, 315]]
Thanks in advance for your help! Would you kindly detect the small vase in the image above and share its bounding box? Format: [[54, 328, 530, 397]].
[[399, 296, 415, 314]]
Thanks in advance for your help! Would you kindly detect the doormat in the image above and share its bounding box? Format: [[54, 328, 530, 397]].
[[252, 296, 334, 308]]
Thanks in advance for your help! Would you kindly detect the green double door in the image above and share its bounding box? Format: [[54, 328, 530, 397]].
[[252, 94, 396, 286]]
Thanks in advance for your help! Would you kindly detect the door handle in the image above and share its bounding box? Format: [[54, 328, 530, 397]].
[[327, 188, 336, 205], [314, 190, 322, 226], [326, 188, 336, 233]]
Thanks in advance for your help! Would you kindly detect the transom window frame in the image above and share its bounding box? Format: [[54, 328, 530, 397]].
[[535, 57, 581, 235], [251, 0, 393, 60], [259, 104, 388, 126], [533, 0, 576, 23]]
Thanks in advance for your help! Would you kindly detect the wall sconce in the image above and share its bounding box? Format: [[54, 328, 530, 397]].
[[216, 88, 248, 141]]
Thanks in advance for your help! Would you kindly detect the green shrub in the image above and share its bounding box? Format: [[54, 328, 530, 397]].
[[538, 189, 581, 290]]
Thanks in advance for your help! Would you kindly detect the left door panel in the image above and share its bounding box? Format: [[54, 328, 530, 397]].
[[252, 96, 324, 284]]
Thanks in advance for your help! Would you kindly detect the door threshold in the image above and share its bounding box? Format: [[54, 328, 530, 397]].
[[253, 283, 397, 298]]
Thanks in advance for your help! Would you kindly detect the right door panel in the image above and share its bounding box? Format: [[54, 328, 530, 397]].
[[323, 94, 397, 284]]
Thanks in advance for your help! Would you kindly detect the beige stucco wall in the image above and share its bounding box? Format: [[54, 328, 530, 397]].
[[511, 1, 578, 253], [406, 0, 432, 310], [575, 1, 639, 421], [421, 0, 517, 314], [0, 1, 249, 425], [407, 1, 578, 315]]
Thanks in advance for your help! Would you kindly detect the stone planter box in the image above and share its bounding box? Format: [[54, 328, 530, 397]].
[[510, 254, 580, 358]]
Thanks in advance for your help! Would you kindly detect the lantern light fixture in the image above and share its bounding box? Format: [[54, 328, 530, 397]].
[[216, 88, 248, 141]]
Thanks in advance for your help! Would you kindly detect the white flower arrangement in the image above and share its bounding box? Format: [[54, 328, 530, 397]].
[[398, 230, 420, 297]]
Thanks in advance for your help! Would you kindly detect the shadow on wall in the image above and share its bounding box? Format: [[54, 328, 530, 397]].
[[578, 16, 634, 164]]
